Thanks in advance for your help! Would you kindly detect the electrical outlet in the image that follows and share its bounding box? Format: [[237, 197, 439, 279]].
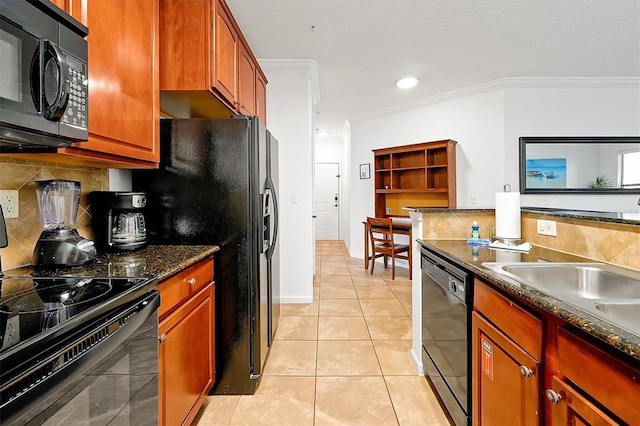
[[386, 207, 391, 214], [0, 190, 18, 218], [470, 195, 478, 205], [537, 219, 557, 237]]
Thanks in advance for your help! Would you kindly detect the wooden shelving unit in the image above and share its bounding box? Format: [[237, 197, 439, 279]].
[[373, 140, 457, 217]]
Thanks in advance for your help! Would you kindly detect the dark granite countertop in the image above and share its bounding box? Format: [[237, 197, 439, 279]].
[[418, 239, 640, 362], [521, 207, 640, 225], [403, 207, 494, 213], [403, 206, 640, 226], [5, 245, 219, 282]]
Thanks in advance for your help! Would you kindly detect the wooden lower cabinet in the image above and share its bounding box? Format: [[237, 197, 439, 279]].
[[473, 277, 640, 426], [158, 257, 215, 426], [472, 312, 541, 425], [547, 376, 619, 425]]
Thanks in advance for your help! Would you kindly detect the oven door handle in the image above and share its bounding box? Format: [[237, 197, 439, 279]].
[[1, 292, 160, 425]]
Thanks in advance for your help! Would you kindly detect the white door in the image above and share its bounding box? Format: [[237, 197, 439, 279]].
[[314, 163, 340, 240]]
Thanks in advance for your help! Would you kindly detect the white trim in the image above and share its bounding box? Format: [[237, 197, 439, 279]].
[[280, 295, 314, 304], [259, 59, 320, 105]]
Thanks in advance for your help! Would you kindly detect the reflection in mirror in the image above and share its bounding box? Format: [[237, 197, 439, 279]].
[[519, 137, 640, 194]]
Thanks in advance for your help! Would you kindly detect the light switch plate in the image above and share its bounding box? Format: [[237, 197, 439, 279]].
[[537, 219, 557, 237], [0, 190, 18, 218]]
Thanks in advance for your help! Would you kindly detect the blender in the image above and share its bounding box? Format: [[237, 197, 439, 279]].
[[32, 180, 96, 268]]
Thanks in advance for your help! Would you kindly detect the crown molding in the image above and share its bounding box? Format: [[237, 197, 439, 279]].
[[259, 59, 320, 104], [350, 77, 640, 123]]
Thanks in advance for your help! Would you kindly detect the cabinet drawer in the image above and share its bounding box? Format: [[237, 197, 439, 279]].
[[557, 328, 640, 425], [474, 278, 543, 360], [158, 257, 214, 318]]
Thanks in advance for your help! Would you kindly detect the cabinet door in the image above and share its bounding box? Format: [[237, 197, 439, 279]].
[[472, 312, 540, 425], [159, 283, 215, 426], [547, 377, 619, 425], [62, 0, 159, 166], [213, 0, 237, 108], [238, 42, 256, 116], [256, 71, 267, 125]]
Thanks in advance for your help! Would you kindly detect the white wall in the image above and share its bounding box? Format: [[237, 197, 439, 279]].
[[347, 78, 640, 259], [505, 79, 640, 211], [348, 87, 505, 260], [342, 120, 352, 252], [261, 60, 317, 303]]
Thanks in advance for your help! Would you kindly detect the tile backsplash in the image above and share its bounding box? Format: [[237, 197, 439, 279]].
[[0, 158, 108, 270], [420, 210, 640, 271]]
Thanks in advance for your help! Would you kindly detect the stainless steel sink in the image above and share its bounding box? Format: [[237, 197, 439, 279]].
[[482, 262, 640, 337], [500, 264, 640, 299], [594, 301, 640, 332]]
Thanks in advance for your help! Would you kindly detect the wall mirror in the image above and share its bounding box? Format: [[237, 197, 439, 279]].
[[519, 136, 640, 194]]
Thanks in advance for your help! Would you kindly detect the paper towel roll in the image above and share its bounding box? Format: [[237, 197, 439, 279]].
[[496, 250, 522, 263], [495, 191, 521, 239]]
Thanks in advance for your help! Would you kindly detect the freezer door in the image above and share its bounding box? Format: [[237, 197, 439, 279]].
[[266, 132, 280, 345], [256, 119, 270, 374]]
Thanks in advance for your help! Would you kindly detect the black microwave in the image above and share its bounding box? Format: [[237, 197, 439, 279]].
[[0, 0, 88, 151]]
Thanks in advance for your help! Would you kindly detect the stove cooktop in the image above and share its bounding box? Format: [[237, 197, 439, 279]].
[[0, 276, 157, 358]]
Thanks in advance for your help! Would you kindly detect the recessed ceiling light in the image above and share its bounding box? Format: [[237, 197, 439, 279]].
[[316, 130, 330, 137], [395, 77, 419, 89]]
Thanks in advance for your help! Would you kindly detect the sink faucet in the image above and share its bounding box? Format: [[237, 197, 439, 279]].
[[0, 205, 8, 277]]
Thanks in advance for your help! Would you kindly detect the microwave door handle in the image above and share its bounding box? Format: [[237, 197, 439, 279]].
[[41, 40, 69, 121]]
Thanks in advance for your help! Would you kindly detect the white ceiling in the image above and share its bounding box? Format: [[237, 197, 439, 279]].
[[226, 0, 640, 138]]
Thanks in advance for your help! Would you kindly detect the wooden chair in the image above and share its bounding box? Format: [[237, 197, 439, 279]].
[[367, 217, 411, 280]]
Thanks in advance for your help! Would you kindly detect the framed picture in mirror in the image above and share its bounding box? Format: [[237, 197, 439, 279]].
[[519, 136, 640, 194]]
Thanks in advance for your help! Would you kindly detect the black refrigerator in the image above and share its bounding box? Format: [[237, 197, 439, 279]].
[[131, 117, 280, 394]]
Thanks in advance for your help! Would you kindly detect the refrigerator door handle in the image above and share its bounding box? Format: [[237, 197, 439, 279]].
[[266, 176, 278, 260]]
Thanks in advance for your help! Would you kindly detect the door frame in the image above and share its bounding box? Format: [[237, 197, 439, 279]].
[[313, 162, 341, 241]]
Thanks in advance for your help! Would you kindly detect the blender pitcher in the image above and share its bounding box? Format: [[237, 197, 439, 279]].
[[32, 180, 96, 268], [36, 180, 81, 230]]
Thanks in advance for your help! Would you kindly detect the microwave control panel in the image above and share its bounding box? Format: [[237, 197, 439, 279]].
[[61, 54, 88, 131]]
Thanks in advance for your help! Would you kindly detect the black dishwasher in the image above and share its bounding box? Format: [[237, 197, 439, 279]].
[[421, 245, 473, 426]]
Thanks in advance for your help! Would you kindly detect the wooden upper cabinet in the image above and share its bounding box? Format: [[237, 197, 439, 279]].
[[159, 0, 211, 92], [159, 0, 267, 120], [214, 0, 238, 108], [37, 0, 160, 168], [238, 42, 256, 116], [255, 69, 267, 125]]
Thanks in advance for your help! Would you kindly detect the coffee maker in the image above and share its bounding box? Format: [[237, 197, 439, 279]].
[[32, 180, 96, 268], [89, 191, 148, 251]]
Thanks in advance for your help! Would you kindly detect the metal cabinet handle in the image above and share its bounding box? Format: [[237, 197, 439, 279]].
[[546, 389, 563, 405], [520, 366, 533, 378], [158, 334, 167, 343], [187, 278, 196, 286]]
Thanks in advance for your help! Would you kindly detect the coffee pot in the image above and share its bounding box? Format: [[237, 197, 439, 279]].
[[89, 191, 148, 251]]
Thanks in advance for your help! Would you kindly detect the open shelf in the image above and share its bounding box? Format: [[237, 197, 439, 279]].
[[373, 140, 457, 217]]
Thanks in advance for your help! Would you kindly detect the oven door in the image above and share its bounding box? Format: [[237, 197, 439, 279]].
[[2, 292, 160, 426]]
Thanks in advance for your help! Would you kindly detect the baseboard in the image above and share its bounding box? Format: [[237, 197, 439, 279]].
[[280, 295, 314, 303]]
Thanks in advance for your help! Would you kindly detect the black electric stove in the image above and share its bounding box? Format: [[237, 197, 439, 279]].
[[0, 275, 158, 424]]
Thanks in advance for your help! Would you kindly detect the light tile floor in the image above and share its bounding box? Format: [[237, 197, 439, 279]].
[[193, 240, 450, 425]]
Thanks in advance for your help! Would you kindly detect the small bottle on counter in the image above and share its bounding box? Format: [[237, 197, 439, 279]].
[[471, 221, 480, 240]]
